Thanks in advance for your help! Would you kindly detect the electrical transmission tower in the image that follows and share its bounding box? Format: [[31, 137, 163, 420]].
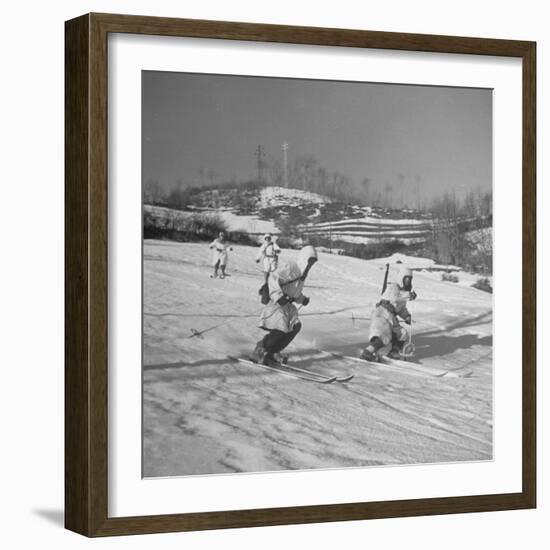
[[255, 145, 266, 184], [282, 142, 289, 188]]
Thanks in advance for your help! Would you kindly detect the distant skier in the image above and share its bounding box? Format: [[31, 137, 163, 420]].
[[208, 231, 233, 279], [360, 265, 417, 361], [256, 233, 281, 284], [251, 245, 318, 365]]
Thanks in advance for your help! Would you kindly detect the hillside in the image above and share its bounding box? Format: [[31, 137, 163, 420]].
[[148, 185, 434, 242], [145, 185, 492, 274], [143, 240, 493, 477]]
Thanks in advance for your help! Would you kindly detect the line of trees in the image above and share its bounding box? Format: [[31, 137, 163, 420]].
[[144, 145, 492, 273], [145, 144, 493, 215], [426, 189, 492, 273]]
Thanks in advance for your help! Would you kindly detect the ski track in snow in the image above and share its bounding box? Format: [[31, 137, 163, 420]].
[[142, 240, 493, 477]]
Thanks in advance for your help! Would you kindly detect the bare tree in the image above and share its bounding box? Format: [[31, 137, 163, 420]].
[[430, 191, 462, 265], [398, 173, 405, 208], [254, 145, 266, 184], [198, 167, 206, 186], [143, 178, 164, 205], [361, 178, 371, 205], [384, 183, 393, 209], [267, 156, 283, 187]]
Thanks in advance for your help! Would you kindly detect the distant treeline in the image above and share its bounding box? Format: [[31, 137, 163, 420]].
[[143, 208, 258, 246], [145, 172, 491, 219]]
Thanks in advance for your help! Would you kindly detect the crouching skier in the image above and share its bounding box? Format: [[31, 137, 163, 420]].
[[360, 265, 417, 361], [208, 231, 233, 279], [251, 245, 318, 365]]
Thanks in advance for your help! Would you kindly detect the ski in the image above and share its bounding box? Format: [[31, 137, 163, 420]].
[[382, 355, 473, 378], [229, 356, 337, 384], [320, 350, 455, 379], [283, 359, 354, 383]]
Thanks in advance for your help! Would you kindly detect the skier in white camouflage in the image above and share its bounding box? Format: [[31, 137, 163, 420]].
[[360, 265, 417, 361], [208, 231, 232, 279], [255, 233, 281, 284], [251, 245, 318, 365]]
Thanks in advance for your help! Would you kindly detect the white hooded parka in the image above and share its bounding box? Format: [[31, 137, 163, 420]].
[[259, 246, 317, 333]]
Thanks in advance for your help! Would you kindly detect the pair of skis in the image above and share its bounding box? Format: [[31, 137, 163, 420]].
[[324, 350, 473, 378], [232, 350, 471, 384], [230, 355, 354, 384], [230, 345, 473, 382]]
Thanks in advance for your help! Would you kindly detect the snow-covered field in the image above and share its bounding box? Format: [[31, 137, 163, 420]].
[[143, 240, 493, 477]]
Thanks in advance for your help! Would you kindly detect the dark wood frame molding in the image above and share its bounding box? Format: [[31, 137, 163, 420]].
[[65, 12, 536, 537]]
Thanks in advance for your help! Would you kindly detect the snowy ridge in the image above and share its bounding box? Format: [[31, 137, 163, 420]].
[[258, 186, 333, 208]]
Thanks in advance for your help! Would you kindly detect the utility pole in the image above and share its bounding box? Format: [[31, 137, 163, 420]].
[[254, 145, 266, 184], [282, 142, 289, 188]]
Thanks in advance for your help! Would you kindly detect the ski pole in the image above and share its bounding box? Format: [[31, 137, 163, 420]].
[[408, 299, 414, 343]]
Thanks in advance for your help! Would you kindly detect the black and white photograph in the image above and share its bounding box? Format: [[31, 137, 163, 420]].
[[141, 70, 493, 478]]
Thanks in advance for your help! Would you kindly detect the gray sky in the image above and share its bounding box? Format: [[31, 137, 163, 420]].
[[142, 71, 492, 202]]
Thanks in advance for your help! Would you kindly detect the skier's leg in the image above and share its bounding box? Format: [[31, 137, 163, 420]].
[[252, 330, 283, 364], [253, 323, 302, 365], [251, 338, 268, 364], [388, 326, 408, 358], [269, 322, 302, 354], [220, 264, 226, 278], [213, 259, 220, 277], [261, 330, 286, 354]]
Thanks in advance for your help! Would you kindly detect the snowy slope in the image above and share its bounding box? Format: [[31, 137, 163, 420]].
[[258, 186, 333, 207], [143, 240, 493, 477], [216, 210, 279, 235]]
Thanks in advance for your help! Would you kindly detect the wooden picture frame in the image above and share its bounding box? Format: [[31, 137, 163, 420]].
[[65, 12, 536, 537]]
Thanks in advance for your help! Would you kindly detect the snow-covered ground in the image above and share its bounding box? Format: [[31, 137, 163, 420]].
[[374, 253, 493, 289], [143, 240, 493, 477]]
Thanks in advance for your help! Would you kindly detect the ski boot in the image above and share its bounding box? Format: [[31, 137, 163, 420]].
[[387, 347, 402, 359], [360, 347, 380, 362], [251, 341, 269, 364], [272, 353, 289, 365]]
